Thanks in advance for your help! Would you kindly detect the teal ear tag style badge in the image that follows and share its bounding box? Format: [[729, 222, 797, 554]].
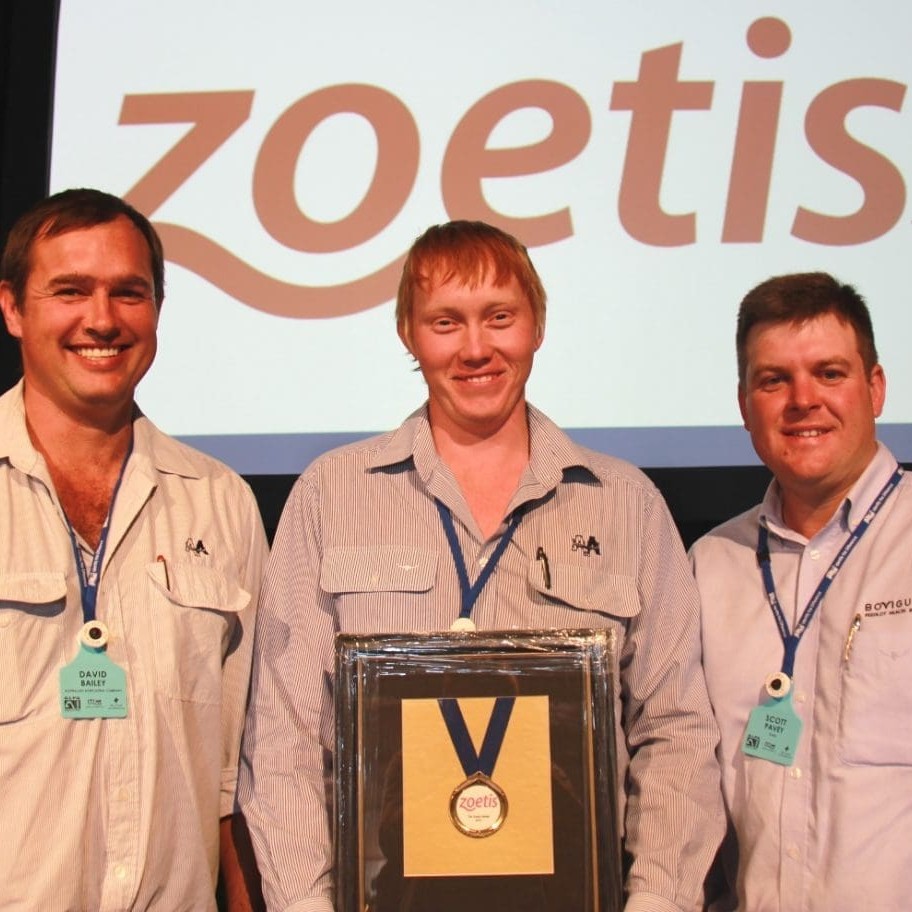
[[59, 644, 128, 719], [742, 692, 802, 766]]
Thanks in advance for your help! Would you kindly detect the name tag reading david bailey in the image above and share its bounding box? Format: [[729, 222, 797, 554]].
[[60, 643, 128, 719], [400, 695, 554, 877]]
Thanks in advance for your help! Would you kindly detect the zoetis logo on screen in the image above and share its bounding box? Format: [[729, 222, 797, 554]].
[[119, 16, 907, 319]]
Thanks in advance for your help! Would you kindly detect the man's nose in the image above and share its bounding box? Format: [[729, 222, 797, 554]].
[[84, 291, 120, 340], [459, 323, 492, 362], [787, 373, 819, 410]]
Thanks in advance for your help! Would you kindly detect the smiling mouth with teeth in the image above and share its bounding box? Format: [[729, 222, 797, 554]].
[[787, 429, 828, 437], [73, 347, 124, 360]]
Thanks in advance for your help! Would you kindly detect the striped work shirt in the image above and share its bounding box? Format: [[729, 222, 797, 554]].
[[240, 405, 723, 912], [0, 382, 267, 911]]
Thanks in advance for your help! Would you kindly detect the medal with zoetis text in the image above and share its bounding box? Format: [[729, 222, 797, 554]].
[[449, 771, 508, 837], [439, 696, 515, 838]]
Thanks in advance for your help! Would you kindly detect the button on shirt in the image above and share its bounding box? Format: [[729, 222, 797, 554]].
[[0, 382, 267, 912], [691, 443, 912, 912], [240, 405, 723, 912]]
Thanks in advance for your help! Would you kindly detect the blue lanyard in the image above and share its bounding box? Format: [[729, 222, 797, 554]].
[[438, 696, 515, 778], [65, 444, 133, 624], [435, 500, 522, 622], [757, 465, 903, 677]]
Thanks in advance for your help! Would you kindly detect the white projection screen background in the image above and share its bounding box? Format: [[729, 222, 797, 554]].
[[50, 1, 912, 472]]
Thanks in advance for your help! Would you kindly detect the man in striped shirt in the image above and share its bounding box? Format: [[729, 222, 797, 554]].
[[241, 221, 723, 912], [0, 188, 267, 910]]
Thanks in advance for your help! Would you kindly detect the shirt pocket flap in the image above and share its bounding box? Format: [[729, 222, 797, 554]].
[[145, 561, 248, 613], [321, 547, 437, 594], [0, 572, 67, 606], [531, 564, 641, 618]]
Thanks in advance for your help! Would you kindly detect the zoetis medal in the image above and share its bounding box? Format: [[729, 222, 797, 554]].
[[439, 696, 515, 838], [449, 771, 509, 838]]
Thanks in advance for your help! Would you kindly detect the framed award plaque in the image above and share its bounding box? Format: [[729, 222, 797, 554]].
[[335, 630, 621, 912]]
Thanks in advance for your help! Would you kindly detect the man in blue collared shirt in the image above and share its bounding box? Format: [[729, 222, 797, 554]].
[[691, 272, 912, 912]]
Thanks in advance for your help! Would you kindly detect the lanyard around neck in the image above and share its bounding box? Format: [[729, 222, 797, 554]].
[[757, 465, 903, 677], [435, 500, 522, 622], [65, 443, 133, 624]]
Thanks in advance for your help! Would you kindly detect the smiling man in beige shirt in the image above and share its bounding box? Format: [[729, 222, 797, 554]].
[[0, 188, 267, 911]]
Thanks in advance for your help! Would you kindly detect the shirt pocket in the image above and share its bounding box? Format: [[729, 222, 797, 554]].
[[321, 546, 437, 631], [145, 560, 249, 704], [0, 572, 67, 723], [529, 563, 641, 630], [838, 615, 912, 765]]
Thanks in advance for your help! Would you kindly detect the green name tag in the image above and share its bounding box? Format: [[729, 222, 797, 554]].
[[59, 644, 128, 719], [742, 692, 802, 766]]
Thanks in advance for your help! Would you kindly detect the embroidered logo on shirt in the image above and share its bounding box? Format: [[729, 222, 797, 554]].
[[571, 534, 601, 557], [863, 596, 911, 618], [185, 538, 209, 556]]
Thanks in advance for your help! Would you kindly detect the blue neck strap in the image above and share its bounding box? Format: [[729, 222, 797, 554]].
[[435, 499, 522, 621], [757, 465, 902, 677], [65, 443, 133, 624]]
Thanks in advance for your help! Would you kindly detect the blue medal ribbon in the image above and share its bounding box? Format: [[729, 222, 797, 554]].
[[438, 696, 516, 778], [757, 465, 902, 678], [435, 499, 522, 623], [64, 443, 133, 625]]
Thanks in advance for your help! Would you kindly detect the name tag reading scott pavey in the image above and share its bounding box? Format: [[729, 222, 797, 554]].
[[742, 693, 802, 766]]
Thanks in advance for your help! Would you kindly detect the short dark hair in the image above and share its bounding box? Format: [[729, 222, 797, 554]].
[[736, 272, 878, 384], [0, 188, 165, 308], [396, 220, 546, 347]]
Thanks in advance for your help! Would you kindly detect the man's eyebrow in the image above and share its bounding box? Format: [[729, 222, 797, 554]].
[[44, 272, 92, 287], [45, 272, 153, 290], [484, 297, 520, 309], [749, 361, 786, 376], [750, 354, 853, 376], [813, 356, 853, 370]]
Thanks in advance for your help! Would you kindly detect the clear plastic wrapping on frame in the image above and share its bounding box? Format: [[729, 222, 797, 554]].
[[335, 629, 622, 912]]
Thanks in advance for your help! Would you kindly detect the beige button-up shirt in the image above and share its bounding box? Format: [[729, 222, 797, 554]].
[[0, 381, 267, 911]]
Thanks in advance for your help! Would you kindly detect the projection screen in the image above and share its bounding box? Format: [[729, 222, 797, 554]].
[[50, 1, 912, 472]]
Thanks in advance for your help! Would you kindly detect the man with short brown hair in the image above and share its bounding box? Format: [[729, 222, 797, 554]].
[[0, 188, 267, 911], [691, 272, 910, 911]]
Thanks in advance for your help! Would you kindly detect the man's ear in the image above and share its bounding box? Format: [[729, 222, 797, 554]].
[[0, 282, 23, 340], [738, 384, 750, 431], [397, 319, 413, 356], [868, 363, 886, 419]]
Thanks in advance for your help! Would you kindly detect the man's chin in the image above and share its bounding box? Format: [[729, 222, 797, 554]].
[[68, 387, 137, 422]]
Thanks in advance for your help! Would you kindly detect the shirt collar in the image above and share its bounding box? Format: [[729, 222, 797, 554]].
[[0, 380, 203, 482], [759, 440, 899, 542], [130, 412, 205, 480], [366, 402, 599, 496], [0, 381, 39, 474]]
